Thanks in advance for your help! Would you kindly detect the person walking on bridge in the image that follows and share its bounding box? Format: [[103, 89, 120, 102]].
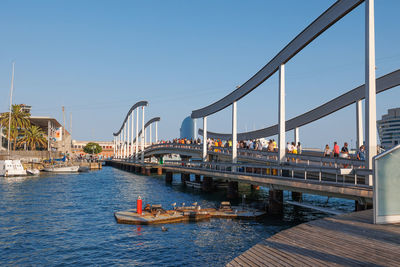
[[333, 142, 340, 158]]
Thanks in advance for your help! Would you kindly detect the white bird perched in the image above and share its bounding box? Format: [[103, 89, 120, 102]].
[[172, 203, 176, 209]]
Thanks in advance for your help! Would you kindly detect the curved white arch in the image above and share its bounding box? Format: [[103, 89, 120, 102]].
[[199, 69, 400, 140], [191, 0, 364, 118], [132, 117, 161, 143], [113, 100, 148, 136]]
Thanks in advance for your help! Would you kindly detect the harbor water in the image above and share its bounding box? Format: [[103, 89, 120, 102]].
[[0, 167, 354, 266]]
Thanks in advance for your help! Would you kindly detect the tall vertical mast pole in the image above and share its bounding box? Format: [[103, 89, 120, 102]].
[[62, 106, 66, 154], [48, 120, 51, 152], [7, 62, 15, 154]]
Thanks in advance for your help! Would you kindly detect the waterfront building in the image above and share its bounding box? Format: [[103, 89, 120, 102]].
[[71, 140, 114, 159], [377, 107, 400, 149], [0, 103, 71, 154], [180, 116, 196, 140]]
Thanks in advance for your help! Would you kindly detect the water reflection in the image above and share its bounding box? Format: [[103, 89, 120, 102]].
[[0, 167, 354, 266]]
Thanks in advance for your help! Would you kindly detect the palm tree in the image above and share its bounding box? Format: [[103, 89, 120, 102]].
[[2, 126, 19, 150], [17, 125, 47, 151], [0, 105, 31, 150], [0, 104, 31, 129]]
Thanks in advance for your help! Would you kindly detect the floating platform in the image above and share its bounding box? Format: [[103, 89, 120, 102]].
[[114, 209, 210, 225], [115, 203, 266, 225]]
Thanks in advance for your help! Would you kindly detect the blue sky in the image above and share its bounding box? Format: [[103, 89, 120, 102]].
[[0, 0, 399, 149]]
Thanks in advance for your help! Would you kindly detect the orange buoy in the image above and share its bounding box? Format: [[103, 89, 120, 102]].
[[137, 196, 142, 215]]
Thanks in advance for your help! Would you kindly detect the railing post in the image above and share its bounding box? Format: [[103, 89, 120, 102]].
[[365, 0, 376, 186], [278, 64, 286, 164], [232, 101, 237, 172], [203, 116, 207, 162]]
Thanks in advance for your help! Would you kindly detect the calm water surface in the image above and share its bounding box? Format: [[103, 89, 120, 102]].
[[0, 167, 354, 266]]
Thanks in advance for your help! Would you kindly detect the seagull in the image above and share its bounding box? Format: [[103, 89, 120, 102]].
[[161, 226, 168, 232], [172, 203, 176, 210]]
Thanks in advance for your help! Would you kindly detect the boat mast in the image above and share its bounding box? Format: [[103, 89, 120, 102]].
[[8, 62, 15, 155]]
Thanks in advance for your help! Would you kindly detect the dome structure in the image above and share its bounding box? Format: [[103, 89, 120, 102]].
[[180, 116, 196, 140]]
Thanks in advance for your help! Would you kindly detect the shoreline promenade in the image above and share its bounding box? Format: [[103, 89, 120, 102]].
[[227, 209, 400, 266]]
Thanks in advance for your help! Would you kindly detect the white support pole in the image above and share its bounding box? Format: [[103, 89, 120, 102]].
[[126, 122, 129, 159], [117, 135, 120, 158], [131, 110, 134, 159], [149, 123, 152, 146], [113, 136, 116, 158], [294, 127, 299, 145], [203, 116, 207, 162], [127, 115, 130, 158], [356, 100, 364, 149], [123, 123, 127, 159], [278, 64, 286, 163], [144, 128, 147, 148], [232, 101, 237, 171], [155, 121, 158, 144], [365, 0, 376, 186], [194, 119, 197, 140], [141, 106, 145, 163], [136, 108, 139, 159]]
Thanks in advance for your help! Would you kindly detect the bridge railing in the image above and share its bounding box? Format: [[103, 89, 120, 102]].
[[143, 143, 366, 169], [162, 160, 371, 187]]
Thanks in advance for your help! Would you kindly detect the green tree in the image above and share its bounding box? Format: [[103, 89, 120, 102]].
[[83, 142, 102, 154], [2, 126, 19, 150], [18, 125, 48, 150], [0, 104, 31, 129], [0, 105, 31, 150]]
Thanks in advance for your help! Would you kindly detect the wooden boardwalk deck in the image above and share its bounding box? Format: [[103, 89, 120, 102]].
[[227, 210, 400, 266]]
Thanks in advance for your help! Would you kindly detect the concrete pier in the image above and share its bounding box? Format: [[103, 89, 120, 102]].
[[227, 181, 239, 199], [202, 176, 213, 192], [268, 189, 283, 215], [165, 172, 173, 183], [181, 173, 190, 186], [291, 191, 303, 202]]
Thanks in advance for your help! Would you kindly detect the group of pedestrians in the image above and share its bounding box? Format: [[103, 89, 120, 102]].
[[286, 142, 302, 154], [323, 141, 366, 161]]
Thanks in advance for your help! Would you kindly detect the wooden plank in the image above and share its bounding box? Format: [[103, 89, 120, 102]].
[[228, 210, 400, 266]]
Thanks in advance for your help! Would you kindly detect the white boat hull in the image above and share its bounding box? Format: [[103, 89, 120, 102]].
[[43, 166, 80, 173], [0, 160, 27, 177], [27, 169, 40, 175]]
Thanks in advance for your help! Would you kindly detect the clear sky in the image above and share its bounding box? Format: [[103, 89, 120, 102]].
[[0, 0, 399, 149]]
